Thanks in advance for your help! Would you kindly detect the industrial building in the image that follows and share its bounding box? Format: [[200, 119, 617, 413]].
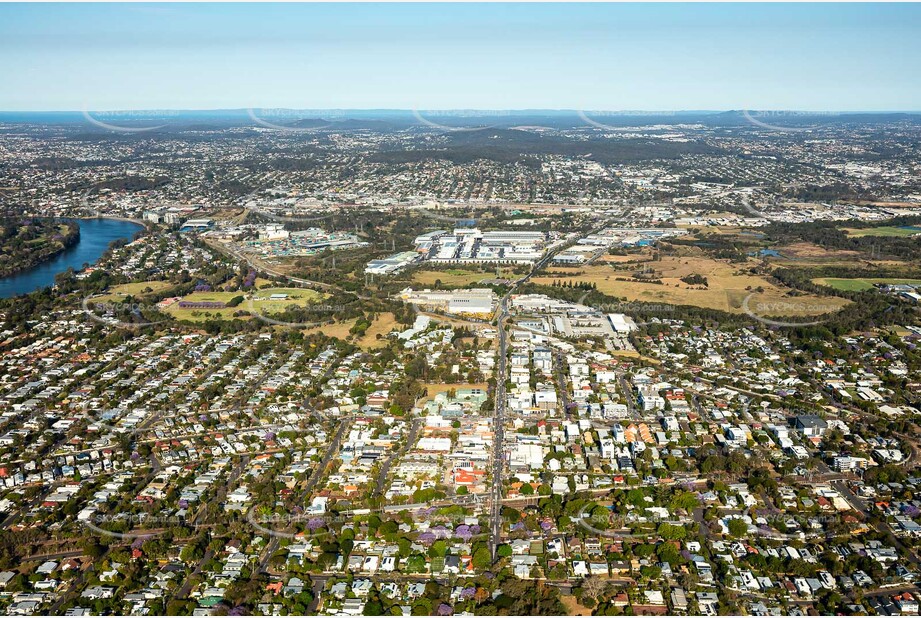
[[397, 288, 496, 316]]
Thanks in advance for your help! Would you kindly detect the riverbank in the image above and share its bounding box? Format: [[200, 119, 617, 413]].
[[75, 214, 151, 230], [0, 218, 144, 299], [0, 218, 81, 279]]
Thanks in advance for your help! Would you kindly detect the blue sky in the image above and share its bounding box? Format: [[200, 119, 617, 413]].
[[1, 2, 919, 111]]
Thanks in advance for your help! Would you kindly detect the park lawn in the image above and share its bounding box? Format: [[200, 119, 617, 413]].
[[95, 280, 176, 303], [813, 277, 921, 292], [534, 255, 849, 317], [843, 226, 921, 237]]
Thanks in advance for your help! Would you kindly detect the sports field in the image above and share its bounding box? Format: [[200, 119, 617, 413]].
[[813, 277, 921, 292], [842, 226, 921, 238]]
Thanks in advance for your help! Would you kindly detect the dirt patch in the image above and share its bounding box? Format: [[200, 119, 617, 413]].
[[560, 595, 593, 616], [419, 382, 489, 407]]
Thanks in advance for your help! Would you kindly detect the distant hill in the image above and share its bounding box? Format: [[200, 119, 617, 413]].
[[370, 127, 722, 165]]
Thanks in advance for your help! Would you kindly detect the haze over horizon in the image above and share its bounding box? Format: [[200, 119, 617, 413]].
[[1, 3, 920, 112]]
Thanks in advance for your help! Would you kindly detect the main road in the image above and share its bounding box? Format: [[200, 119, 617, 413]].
[[488, 222, 611, 558]]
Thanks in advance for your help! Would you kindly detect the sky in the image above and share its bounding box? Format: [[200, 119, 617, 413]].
[[1, 2, 920, 112]]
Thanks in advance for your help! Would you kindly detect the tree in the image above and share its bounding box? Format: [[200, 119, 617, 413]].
[[581, 576, 609, 601], [429, 540, 447, 558], [727, 518, 748, 538], [590, 505, 610, 528], [82, 539, 106, 560], [406, 554, 427, 572], [364, 599, 384, 615], [472, 547, 492, 570]]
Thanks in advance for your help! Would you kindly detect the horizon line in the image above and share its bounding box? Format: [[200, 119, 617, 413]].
[[3, 108, 921, 115]]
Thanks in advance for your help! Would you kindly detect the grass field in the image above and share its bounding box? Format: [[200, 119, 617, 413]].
[[164, 287, 326, 322], [842, 226, 921, 238], [95, 280, 175, 303], [249, 287, 325, 313], [534, 254, 849, 316], [412, 268, 516, 286], [813, 277, 921, 292]]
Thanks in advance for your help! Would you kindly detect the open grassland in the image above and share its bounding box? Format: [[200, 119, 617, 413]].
[[301, 312, 398, 350], [357, 312, 399, 348], [534, 254, 849, 316], [749, 241, 908, 269], [813, 277, 921, 292], [596, 254, 650, 265], [842, 226, 921, 238], [95, 280, 175, 303]]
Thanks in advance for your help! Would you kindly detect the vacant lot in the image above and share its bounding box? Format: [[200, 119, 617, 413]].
[[412, 268, 517, 287], [560, 596, 593, 616], [813, 277, 921, 292], [418, 382, 489, 407], [534, 255, 848, 316]]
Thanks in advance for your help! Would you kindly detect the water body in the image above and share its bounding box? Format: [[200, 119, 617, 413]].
[[0, 218, 143, 298]]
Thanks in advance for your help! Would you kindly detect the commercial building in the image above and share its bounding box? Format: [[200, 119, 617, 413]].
[[414, 228, 548, 264], [365, 251, 421, 275], [398, 288, 496, 316]]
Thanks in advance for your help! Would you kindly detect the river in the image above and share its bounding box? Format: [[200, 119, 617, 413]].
[[0, 218, 144, 299]]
